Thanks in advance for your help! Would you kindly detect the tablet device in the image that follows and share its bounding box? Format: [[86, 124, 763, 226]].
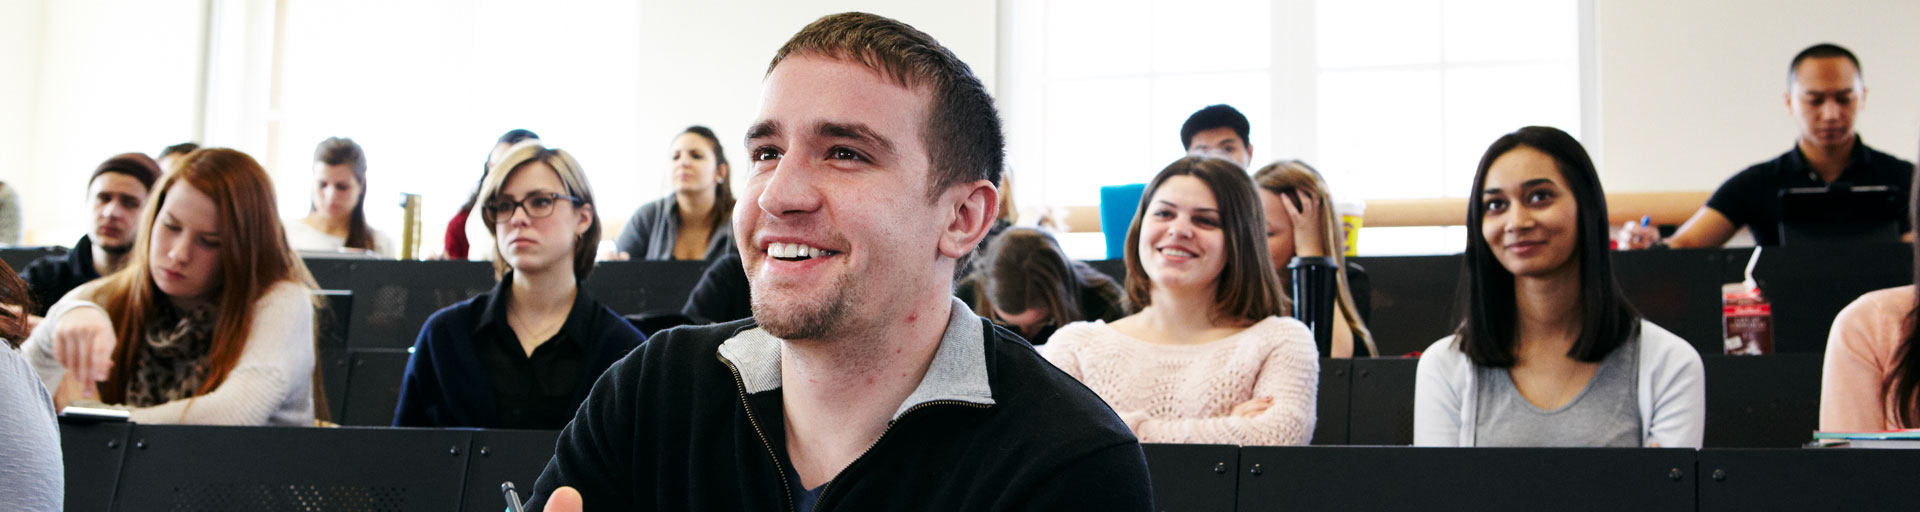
[[1778, 185, 1903, 246]]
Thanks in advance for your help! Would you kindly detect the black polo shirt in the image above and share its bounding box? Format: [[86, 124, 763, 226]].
[[17, 236, 100, 316], [1704, 138, 1915, 246], [392, 272, 645, 429]]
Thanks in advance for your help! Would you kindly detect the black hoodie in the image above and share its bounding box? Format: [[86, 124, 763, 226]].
[[529, 298, 1152, 511]]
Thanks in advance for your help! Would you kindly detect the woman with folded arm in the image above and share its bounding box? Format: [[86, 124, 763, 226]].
[[1043, 156, 1318, 446]]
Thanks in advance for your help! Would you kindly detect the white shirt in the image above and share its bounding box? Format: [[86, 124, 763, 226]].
[[284, 218, 398, 259]]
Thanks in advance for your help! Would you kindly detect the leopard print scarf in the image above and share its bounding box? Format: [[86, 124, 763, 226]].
[[124, 300, 216, 407]]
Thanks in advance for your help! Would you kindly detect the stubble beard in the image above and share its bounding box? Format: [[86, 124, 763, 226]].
[[98, 240, 133, 256], [751, 272, 857, 341]]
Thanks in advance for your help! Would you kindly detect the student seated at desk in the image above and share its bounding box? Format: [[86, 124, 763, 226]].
[[394, 143, 643, 429], [1618, 43, 1914, 249], [286, 137, 397, 258], [962, 227, 1123, 345], [0, 261, 60, 511], [1821, 150, 1920, 432], [1253, 160, 1377, 357], [446, 129, 540, 261], [23, 149, 320, 426], [18, 153, 162, 320], [1415, 127, 1704, 448], [613, 126, 737, 261], [1044, 156, 1318, 446]]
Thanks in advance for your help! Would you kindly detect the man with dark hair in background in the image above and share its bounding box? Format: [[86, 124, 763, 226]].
[[1621, 43, 1915, 249], [530, 11, 1150, 512], [155, 142, 199, 172], [17, 153, 162, 324], [1181, 103, 1254, 169]]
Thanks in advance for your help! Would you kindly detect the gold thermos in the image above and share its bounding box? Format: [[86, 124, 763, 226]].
[[399, 193, 422, 260]]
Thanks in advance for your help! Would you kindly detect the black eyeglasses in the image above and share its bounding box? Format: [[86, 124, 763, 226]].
[[485, 192, 582, 223]]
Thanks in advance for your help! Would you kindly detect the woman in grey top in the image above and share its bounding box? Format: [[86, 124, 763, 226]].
[[0, 180, 20, 245], [0, 260, 62, 510], [1414, 127, 1705, 448], [614, 126, 736, 261]]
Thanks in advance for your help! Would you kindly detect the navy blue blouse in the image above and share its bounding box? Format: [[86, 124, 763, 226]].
[[393, 273, 644, 429]]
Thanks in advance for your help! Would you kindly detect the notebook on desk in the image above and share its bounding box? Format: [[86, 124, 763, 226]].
[[1812, 430, 1920, 448]]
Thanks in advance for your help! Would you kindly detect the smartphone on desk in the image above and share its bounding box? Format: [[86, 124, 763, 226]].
[[59, 405, 131, 424]]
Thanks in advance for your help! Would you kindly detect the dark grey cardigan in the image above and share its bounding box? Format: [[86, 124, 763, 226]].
[[614, 195, 734, 261]]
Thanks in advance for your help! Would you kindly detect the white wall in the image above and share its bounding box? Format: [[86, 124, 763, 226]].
[[632, 0, 997, 205], [7, 0, 205, 246], [0, 0, 49, 240], [10, 0, 1915, 248], [1595, 0, 1920, 193]]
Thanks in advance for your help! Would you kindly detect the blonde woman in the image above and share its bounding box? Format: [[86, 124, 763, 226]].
[[395, 143, 644, 428], [1253, 160, 1378, 357]]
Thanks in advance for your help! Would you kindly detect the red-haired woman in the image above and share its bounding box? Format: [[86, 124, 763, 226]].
[[23, 148, 318, 425]]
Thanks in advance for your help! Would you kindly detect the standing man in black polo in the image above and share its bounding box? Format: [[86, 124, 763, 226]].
[[530, 12, 1151, 512], [1621, 43, 1915, 249], [16, 153, 161, 324]]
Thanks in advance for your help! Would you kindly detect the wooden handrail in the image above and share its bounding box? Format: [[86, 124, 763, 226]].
[[1057, 191, 1712, 233]]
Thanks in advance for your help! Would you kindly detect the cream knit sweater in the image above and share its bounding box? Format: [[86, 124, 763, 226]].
[[1041, 316, 1319, 446], [23, 280, 316, 426]]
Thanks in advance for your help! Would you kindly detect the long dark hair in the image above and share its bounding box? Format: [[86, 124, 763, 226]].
[[460, 129, 541, 215], [0, 260, 29, 347], [976, 227, 1098, 328], [676, 126, 735, 232], [1883, 136, 1920, 427], [1122, 156, 1287, 324], [312, 137, 375, 252], [1454, 126, 1639, 367]]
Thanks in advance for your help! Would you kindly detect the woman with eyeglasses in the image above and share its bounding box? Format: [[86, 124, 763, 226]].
[[393, 142, 645, 429]]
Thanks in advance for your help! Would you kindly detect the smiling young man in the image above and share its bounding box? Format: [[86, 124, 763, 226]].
[[528, 12, 1151, 512]]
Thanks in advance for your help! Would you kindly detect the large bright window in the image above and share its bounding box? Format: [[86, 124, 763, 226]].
[[268, 0, 643, 255], [1002, 0, 1585, 256]]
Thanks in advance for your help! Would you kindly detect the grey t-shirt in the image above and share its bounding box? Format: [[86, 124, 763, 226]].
[[1473, 340, 1641, 447], [0, 340, 63, 510]]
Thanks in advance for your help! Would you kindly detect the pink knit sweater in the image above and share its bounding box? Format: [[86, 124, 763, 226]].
[[1821, 285, 1915, 431], [1041, 316, 1319, 446]]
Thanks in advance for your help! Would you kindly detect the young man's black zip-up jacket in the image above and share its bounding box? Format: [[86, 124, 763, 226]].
[[529, 298, 1153, 511]]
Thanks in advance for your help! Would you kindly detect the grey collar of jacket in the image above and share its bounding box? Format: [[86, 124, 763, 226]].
[[716, 297, 997, 421]]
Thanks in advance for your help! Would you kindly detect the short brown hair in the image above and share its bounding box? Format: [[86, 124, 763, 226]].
[[768, 12, 1004, 199], [1123, 156, 1288, 324]]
